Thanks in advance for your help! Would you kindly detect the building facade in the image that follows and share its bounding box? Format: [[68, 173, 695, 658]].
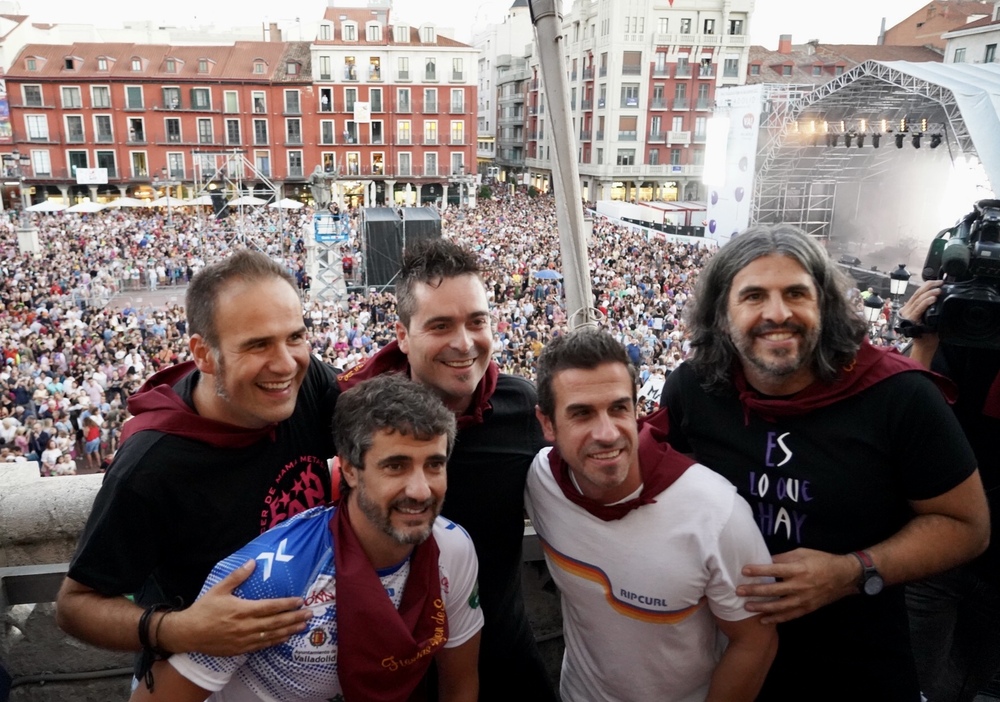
[[883, 0, 994, 50], [522, 0, 753, 203], [4, 1, 477, 208], [942, 1, 1000, 63]]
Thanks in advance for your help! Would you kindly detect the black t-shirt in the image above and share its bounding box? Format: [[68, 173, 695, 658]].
[[662, 362, 977, 701], [68, 357, 339, 609], [438, 373, 556, 702]]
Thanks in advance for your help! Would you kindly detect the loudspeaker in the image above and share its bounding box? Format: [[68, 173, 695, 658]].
[[362, 208, 403, 288], [210, 192, 229, 220]]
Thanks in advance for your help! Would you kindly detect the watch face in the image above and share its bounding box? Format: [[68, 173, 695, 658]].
[[863, 574, 884, 596]]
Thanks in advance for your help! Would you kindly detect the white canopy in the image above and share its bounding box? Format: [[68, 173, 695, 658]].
[[187, 194, 214, 206], [229, 195, 268, 206], [107, 197, 150, 208], [66, 201, 107, 213], [149, 196, 186, 207], [267, 198, 305, 210], [25, 201, 67, 212]]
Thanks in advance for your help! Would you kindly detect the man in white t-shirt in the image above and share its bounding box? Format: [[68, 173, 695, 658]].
[[524, 330, 776, 702], [131, 374, 483, 702]]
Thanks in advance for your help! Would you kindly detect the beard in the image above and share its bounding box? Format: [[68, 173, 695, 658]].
[[729, 320, 822, 381], [354, 476, 442, 546]]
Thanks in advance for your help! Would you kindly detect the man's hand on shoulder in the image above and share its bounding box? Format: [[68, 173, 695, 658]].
[[158, 559, 312, 657], [736, 548, 860, 625]]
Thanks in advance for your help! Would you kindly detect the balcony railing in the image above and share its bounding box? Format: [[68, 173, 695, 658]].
[[599, 66, 607, 77], [579, 130, 592, 141], [344, 66, 358, 81], [617, 131, 638, 141], [423, 103, 438, 114], [653, 66, 670, 77], [582, 67, 594, 80], [596, 130, 604, 140], [696, 99, 712, 110], [648, 131, 666, 142], [650, 99, 668, 110], [622, 66, 642, 75], [96, 133, 114, 143], [673, 98, 689, 110], [450, 103, 465, 114], [698, 65, 715, 78], [451, 71, 464, 82], [675, 67, 692, 78], [667, 130, 692, 146], [581, 99, 593, 110], [597, 98, 606, 108], [621, 97, 639, 108]]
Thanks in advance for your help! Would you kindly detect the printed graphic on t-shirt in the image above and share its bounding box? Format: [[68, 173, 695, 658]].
[[260, 455, 330, 531], [747, 431, 813, 545]]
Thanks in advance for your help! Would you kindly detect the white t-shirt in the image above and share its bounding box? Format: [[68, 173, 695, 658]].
[[525, 448, 772, 702]]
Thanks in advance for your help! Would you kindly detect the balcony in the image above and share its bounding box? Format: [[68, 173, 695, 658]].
[[579, 130, 592, 141], [653, 66, 670, 78], [650, 99, 668, 110], [396, 135, 412, 145], [570, 71, 577, 81], [673, 99, 689, 110], [423, 135, 438, 145], [696, 99, 712, 110], [622, 66, 642, 76], [693, 131, 707, 143], [451, 71, 464, 82], [397, 101, 411, 113], [599, 66, 607, 77], [369, 67, 382, 81], [675, 67, 692, 78], [667, 130, 692, 146], [529, 106, 539, 115], [423, 103, 438, 114], [66, 132, 86, 144], [289, 166, 304, 178], [398, 70, 410, 81], [648, 131, 666, 143], [285, 135, 303, 145], [596, 130, 604, 140], [597, 98, 606, 108], [449, 136, 465, 145], [450, 103, 465, 114], [424, 71, 437, 82], [698, 65, 715, 78], [581, 99, 593, 110], [14, 101, 56, 110], [723, 67, 740, 78], [96, 133, 114, 143], [621, 97, 639, 108], [617, 131, 638, 141], [582, 66, 594, 80], [529, 79, 539, 90], [344, 66, 359, 81]]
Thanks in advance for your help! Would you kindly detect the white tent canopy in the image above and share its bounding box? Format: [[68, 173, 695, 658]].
[[25, 201, 67, 212], [66, 201, 107, 213], [149, 196, 186, 207], [107, 197, 149, 208], [188, 194, 214, 206], [268, 198, 304, 209], [229, 195, 268, 206]]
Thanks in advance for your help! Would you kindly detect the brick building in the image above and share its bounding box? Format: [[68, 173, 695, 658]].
[[883, 0, 993, 50]]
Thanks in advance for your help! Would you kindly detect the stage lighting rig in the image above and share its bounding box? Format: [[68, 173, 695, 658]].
[[930, 133, 943, 149]]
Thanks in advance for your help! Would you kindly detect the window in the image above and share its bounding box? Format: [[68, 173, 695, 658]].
[[343, 23, 357, 41], [618, 115, 637, 140], [452, 58, 463, 81], [254, 119, 268, 144], [369, 57, 381, 80], [26, 57, 37, 71], [198, 59, 209, 73], [371, 121, 383, 144], [286, 62, 299, 75], [398, 120, 411, 144], [371, 151, 384, 175], [165, 118, 181, 143], [424, 88, 438, 112], [226, 119, 241, 145], [320, 87, 333, 112], [648, 149, 659, 165], [286, 118, 302, 144], [125, 86, 143, 109], [424, 152, 437, 176], [811, 65, 822, 76], [395, 24, 410, 43], [255, 150, 270, 177], [24, 85, 42, 107], [252, 92, 266, 114], [450, 89, 464, 113], [319, 23, 332, 40], [288, 150, 303, 178], [224, 91, 238, 114], [620, 84, 639, 108], [65, 115, 85, 143], [345, 56, 358, 81], [131, 152, 148, 178], [695, 116, 707, 138], [657, 18, 668, 33], [670, 148, 681, 165], [834, 66, 844, 75], [163, 87, 181, 109], [749, 64, 761, 75], [191, 88, 210, 109], [285, 90, 300, 114], [197, 119, 213, 144], [97, 57, 108, 71], [92, 86, 110, 108], [68, 150, 88, 175], [320, 120, 335, 144], [424, 120, 438, 145], [616, 149, 635, 165], [346, 152, 360, 176], [127, 118, 145, 142], [781, 65, 792, 76], [953, 48, 967, 63], [165, 58, 176, 73], [703, 19, 715, 34], [729, 19, 744, 35], [986, 44, 997, 63], [425, 58, 437, 81], [450, 152, 464, 176], [420, 26, 436, 43], [398, 152, 412, 176], [319, 56, 331, 80], [61, 86, 82, 108], [345, 88, 357, 113], [671, 116, 684, 132], [398, 57, 410, 81], [96, 150, 116, 177], [366, 23, 381, 42], [676, 56, 691, 76], [397, 87, 411, 112], [322, 152, 336, 173], [167, 152, 184, 179], [680, 18, 691, 34], [597, 148, 603, 164], [94, 115, 113, 142], [724, 58, 740, 77], [622, 51, 642, 75], [31, 150, 51, 175], [131, 57, 142, 71], [371, 88, 383, 112], [450, 120, 464, 144]]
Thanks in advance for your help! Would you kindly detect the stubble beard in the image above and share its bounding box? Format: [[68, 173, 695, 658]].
[[355, 476, 441, 546]]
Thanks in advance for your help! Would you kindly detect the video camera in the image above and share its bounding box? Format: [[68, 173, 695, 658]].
[[917, 199, 1000, 348]]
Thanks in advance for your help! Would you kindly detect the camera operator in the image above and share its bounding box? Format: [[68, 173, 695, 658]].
[[900, 278, 1000, 701]]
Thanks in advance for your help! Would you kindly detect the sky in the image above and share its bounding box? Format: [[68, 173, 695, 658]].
[[22, 0, 923, 48]]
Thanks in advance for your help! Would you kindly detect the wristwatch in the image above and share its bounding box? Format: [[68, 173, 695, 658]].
[[850, 550, 884, 596]]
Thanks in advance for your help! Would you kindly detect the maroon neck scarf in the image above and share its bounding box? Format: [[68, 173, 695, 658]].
[[548, 408, 693, 521], [338, 340, 500, 430], [733, 338, 957, 424], [985, 371, 1000, 420], [331, 502, 447, 702], [118, 361, 277, 448]]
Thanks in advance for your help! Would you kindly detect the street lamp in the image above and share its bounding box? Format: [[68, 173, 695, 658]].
[[152, 166, 180, 226], [863, 292, 885, 339], [10, 147, 32, 228], [889, 264, 911, 300]]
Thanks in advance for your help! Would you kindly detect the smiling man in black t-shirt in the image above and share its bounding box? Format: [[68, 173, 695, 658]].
[[661, 224, 989, 700]]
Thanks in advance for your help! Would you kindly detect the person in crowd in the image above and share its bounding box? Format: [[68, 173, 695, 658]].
[[337, 238, 557, 701], [130, 374, 482, 702], [81, 415, 102, 470], [526, 329, 777, 701], [660, 224, 989, 700], [899, 278, 1000, 701], [56, 250, 339, 678]]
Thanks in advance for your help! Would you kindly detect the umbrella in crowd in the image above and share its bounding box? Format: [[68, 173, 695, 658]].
[[107, 197, 149, 208], [25, 201, 68, 213], [149, 196, 186, 208], [187, 194, 214, 206], [268, 198, 305, 210], [66, 201, 107, 214], [532, 269, 563, 280]]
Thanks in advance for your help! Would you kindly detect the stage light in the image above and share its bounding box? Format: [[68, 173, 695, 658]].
[[912, 133, 922, 148], [900, 118, 907, 132], [921, 118, 928, 132], [930, 133, 942, 149], [857, 134, 866, 147], [872, 133, 881, 148], [895, 133, 905, 148], [828, 133, 839, 147], [844, 133, 854, 147]]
